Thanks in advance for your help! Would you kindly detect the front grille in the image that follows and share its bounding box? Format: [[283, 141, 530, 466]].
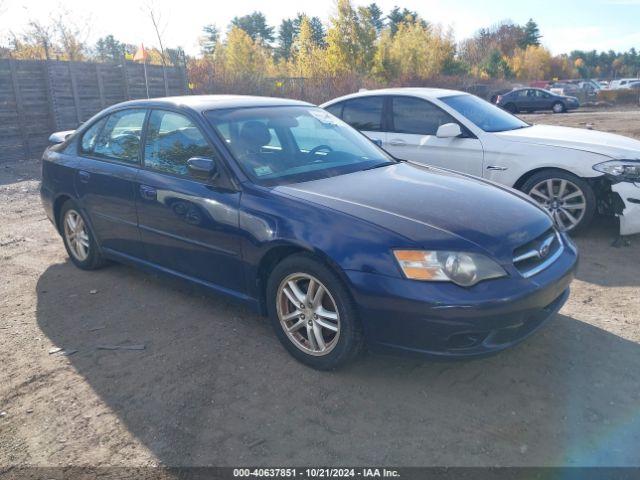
[[513, 228, 563, 278]]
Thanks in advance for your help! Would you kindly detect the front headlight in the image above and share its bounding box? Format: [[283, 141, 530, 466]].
[[393, 250, 507, 287], [593, 160, 640, 181]]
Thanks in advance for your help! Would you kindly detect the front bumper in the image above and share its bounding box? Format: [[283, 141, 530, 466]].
[[345, 244, 578, 358], [612, 181, 640, 236]]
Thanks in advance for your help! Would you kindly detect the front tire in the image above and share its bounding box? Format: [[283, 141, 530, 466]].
[[504, 103, 518, 114], [521, 170, 596, 234], [266, 254, 363, 370], [59, 200, 106, 270], [552, 101, 566, 113]]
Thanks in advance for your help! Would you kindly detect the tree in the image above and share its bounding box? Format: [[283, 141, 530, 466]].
[[372, 21, 455, 81], [387, 6, 424, 36], [356, 5, 378, 71], [166, 47, 186, 67], [146, 2, 168, 66], [52, 15, 87, 60], [325, 0, 381, 75], [276, 18, 296, 60], [303, 16, 326, 48], [94, 35, 124, 62], [230, 11, 274, 45], [371, 29, 396, 80], [509, 45, 551, 80], [292, 16, 324, 77], [483, 49, 511, 78], [520, 18, 541, 48], [365, 3, 385, 33], [200, 24, 219, 56], [324, 0, 363, 74], [221, 26, 273, 78], [574, 57, 588, 78]]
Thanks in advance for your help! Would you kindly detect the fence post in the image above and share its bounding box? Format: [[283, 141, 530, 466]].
[[163, 65, 169, 96], [43, 60, 58, 133], [9, 59, 31, 159], [96, 63, 106, 109], [182, 65, 189, 95], [68, 62, 82, 126], [121, 55, 131, 100]]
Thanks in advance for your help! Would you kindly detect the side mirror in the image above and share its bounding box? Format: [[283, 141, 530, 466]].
[[48, 130, 75, 144], [187, 157, 218, 181], [436, 123, 463, 139], [371, 138, 383, 147]]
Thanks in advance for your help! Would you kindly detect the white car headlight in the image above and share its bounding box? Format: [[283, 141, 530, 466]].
[[393, 250, 507, 287], [593, 160, 640, 181]]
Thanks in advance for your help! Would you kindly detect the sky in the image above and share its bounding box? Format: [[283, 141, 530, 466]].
[[1, 0, 639, 56]]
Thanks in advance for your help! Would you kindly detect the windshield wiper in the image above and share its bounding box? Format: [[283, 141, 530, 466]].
[[361, 162, 393, 171]]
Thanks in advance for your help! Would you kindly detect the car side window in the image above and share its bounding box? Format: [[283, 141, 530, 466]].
[[342, 97, 383, 131], [92, 109, 147, 163], [391, 96, 456, 136], [80, 118, 107, 154], [324, 102, 344, 119], [144, 110, 216, 176]]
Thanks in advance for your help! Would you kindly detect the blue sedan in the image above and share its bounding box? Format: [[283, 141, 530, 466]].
[[40, 95, 578, 369]]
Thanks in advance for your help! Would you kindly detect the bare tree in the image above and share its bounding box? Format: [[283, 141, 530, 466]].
[[26, 20, 54, 60], [52, 14, 87, 61], [144, 1, 168, 66]]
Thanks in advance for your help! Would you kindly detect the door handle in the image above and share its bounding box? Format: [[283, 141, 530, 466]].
[[486, 165, 508, 171], [139, 184, 157, 200], [388, 139, 406, 147], [78, 170, 90, 183]]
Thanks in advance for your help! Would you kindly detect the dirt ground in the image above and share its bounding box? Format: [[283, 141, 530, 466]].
[[1, 110, 639, 468]]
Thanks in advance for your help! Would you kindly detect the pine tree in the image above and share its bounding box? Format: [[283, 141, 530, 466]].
[[200, 25, 219, 56], [230, 12, 275, 45], [520, 19, 541, 48]]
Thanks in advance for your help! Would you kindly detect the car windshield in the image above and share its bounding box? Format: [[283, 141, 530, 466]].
[[441, 94, 530, 132], [205, 106, 394, 186]]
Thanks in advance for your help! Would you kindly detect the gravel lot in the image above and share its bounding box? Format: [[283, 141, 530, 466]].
[[1, 110, 639, 468]]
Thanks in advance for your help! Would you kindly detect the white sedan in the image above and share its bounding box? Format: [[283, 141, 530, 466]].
[[321, 88, 640, 236]]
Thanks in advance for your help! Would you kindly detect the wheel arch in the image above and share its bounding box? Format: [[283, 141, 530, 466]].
[[513, 166, 584, 191], [53, 193, 73, 234], [255, 242, 350, 316]]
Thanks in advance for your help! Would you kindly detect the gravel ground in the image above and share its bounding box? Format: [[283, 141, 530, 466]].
[[1, 110, 639, 468]]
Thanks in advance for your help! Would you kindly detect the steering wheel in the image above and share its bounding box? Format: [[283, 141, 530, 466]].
[[110, 133, 139, 154], [308, 145, 334, 156]]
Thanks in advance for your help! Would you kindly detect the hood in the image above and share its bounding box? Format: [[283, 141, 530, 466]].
[[495, 124, 640, 160], [277, 162, 552, 261]]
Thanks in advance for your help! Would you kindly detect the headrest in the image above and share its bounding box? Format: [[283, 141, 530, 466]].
[[239, 121, 271, 150]]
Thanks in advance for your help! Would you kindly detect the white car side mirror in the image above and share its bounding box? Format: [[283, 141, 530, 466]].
[[48, 130, 75, 144], [436, 123, 462, 138]]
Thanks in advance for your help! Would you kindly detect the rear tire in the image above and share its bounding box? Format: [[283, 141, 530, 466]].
[[266, 253, 364, 370], [521, 169, 596, 234], [59, 199, 106, 270]]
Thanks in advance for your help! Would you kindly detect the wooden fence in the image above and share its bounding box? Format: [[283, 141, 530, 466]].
[[0, 59, 188, 162]]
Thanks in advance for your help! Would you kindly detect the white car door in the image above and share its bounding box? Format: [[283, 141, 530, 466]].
[[338, 96, 387, 148], [385, 96, 484, 177]]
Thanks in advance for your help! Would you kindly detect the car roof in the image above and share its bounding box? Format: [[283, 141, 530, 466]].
[[105, 94, 313, 113], [320, 87, 466, 106]]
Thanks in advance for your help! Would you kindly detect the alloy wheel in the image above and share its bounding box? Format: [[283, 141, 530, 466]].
[[276, 273, 340, 356], [528, 178, 587, 231], [63, 209, 90, 261]]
